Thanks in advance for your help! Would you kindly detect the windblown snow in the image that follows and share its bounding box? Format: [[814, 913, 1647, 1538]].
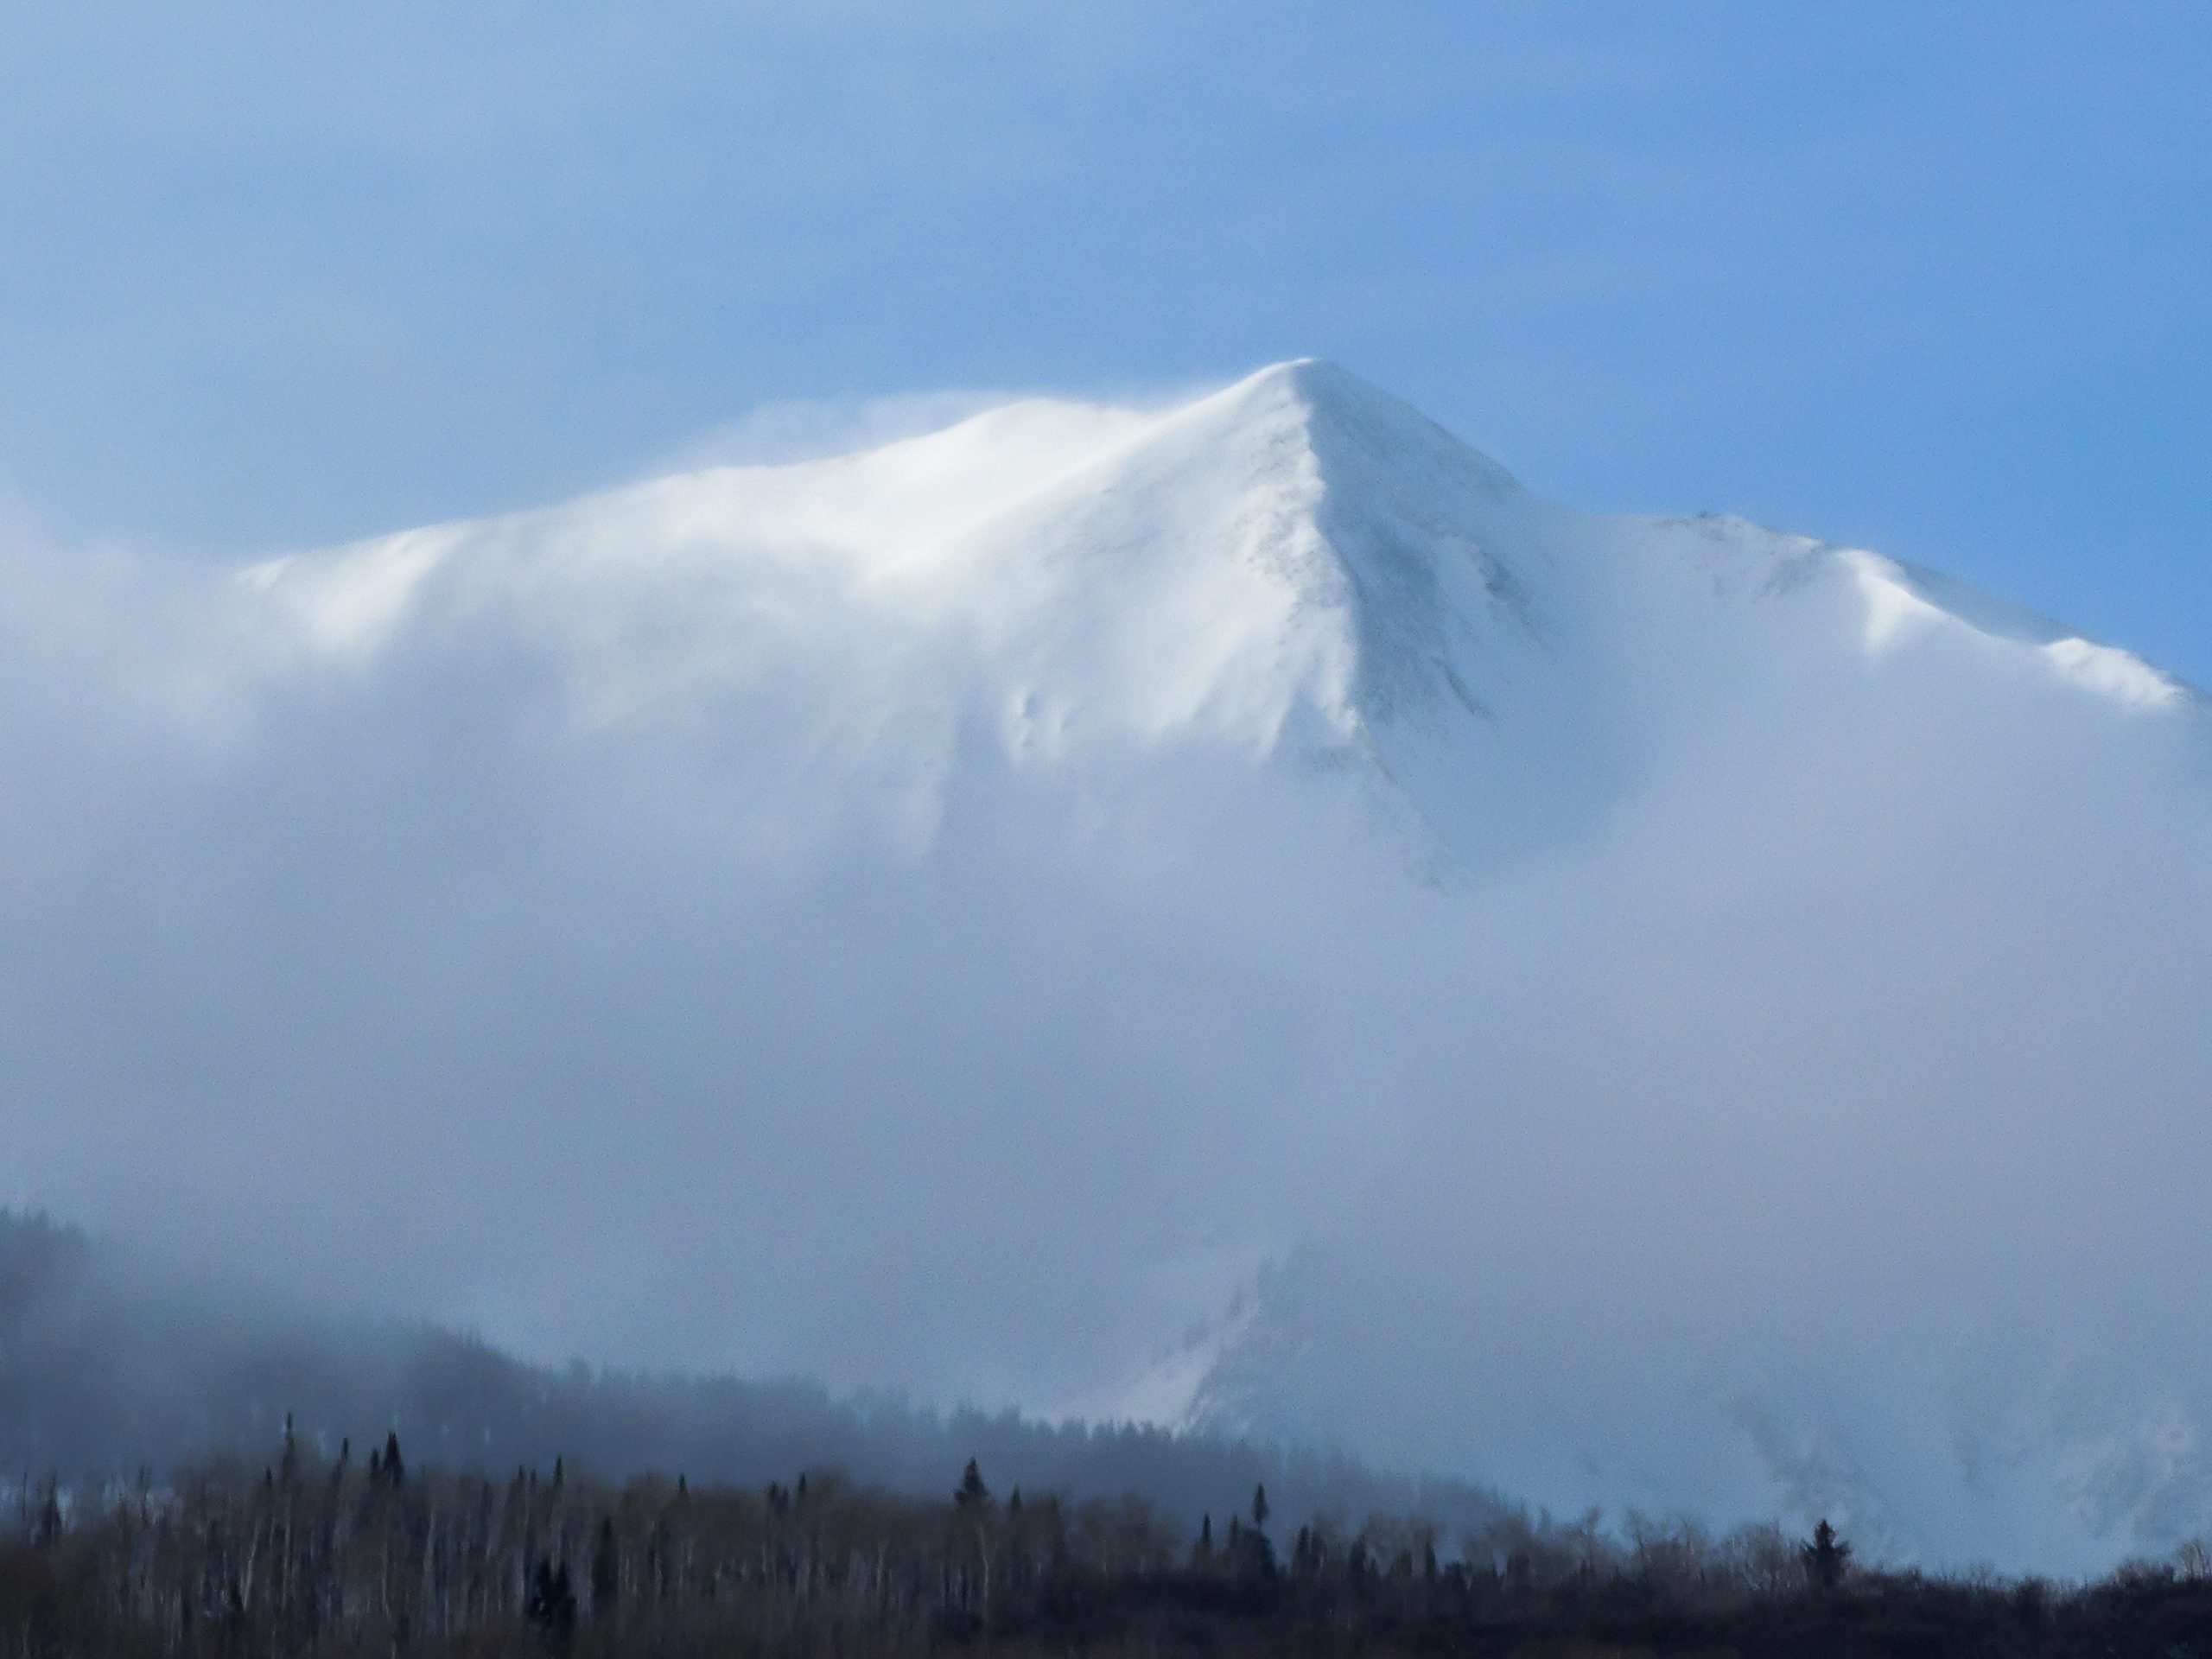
[[4, 362, 2209, 1572]]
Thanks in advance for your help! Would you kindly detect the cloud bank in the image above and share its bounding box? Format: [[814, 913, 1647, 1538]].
[[2, 367, 2208, 1573]]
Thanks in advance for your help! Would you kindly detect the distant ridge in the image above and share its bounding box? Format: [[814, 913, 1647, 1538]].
[[0, 1210, 1514, 1538]]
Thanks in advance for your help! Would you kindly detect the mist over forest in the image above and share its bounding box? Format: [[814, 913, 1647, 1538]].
[[16, 1211, 2212, 1659], [0, 1212, 1512, 1543]]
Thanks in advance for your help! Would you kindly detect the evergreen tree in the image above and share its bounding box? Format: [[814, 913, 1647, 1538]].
[[591, 1517, 620, 1618], [1801, 1520, 1851, 1591], [527, 1556, 577, 1640], [955, 1459, 990, 1510], [382, 1429, 404, 1489], [1242, 1516, 1278, 1580]]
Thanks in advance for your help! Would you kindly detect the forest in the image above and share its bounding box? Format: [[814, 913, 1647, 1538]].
[[13, 1214, 2212, 1656], [7, 1437, 2212, 1659]]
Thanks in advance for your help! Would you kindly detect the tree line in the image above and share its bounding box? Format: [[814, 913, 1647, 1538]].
[[6, 1433, 2212, 1658]]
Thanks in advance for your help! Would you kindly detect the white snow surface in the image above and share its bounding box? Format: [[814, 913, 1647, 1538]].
[[7, 361, 2212, 1573], [248, 360, 2198, 846]]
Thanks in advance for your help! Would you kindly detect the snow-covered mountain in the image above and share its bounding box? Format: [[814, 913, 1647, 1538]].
[[6, 362, 2209, 1573], [245, 359, 2195, 865]]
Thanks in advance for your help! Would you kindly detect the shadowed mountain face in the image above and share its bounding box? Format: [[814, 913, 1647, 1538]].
[[0, 1211, 1510, 1541], [2, 363, 2208, 1570]]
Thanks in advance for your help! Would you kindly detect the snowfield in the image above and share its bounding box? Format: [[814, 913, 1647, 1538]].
[[5, 361, 2209, 1572]]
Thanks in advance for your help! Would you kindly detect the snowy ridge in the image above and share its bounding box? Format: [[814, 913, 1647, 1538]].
[[245, 360, 2197, 870]]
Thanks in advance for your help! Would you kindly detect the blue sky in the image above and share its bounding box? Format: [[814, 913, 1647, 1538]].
[[3, 3, 2206, 683]]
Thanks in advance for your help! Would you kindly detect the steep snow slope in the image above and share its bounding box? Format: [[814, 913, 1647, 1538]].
[[246, 359, 2193, 864], [9, 363, 2209, 1574]]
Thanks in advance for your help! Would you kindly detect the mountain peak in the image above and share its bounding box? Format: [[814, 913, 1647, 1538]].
[[1197, 359, 1527, 498], [242, 359, 2197, 846], [1229, 355, 1369, 398]]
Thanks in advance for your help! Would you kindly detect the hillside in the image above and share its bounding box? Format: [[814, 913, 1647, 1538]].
[[0, 1211, 1508, 1541]]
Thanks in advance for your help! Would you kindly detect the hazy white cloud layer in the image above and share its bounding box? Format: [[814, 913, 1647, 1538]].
[[3, 366, 2209, 1573]]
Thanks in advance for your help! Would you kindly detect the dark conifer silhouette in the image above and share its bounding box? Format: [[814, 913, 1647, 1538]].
[[954, 1457, 990, 1510], [590, 1516, 620, 1618], [1802, 1518, 1852, 1590], [526, 1556, 576, 1640]]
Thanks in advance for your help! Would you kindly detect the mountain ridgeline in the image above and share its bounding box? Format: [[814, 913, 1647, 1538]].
[[0, 1213, 1508, 1541]]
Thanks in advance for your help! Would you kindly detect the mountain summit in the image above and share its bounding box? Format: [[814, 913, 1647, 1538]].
[[15, 364, 2211, 1574], [247, 360, 2195, 868]]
